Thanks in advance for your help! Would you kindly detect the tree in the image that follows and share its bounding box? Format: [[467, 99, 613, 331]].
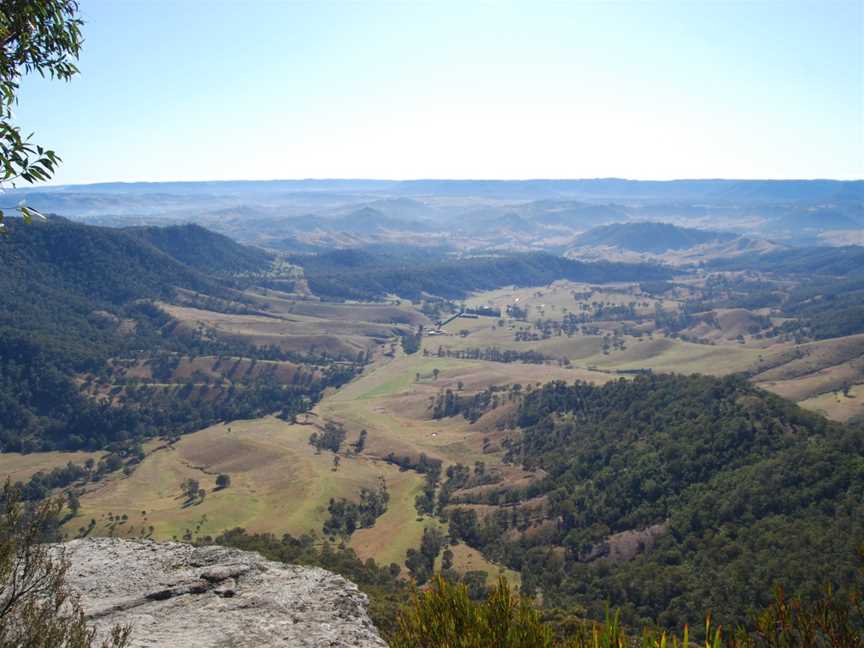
[[0, 482, 131, 647], [180, 478, 199, 502], [441, 548, 454, 571], [390, 575, 553, 648], [353, 429, 367, 453], [66, 490, 80, 516], [215, 474, 231, 490], [1, 0, 84, 231]]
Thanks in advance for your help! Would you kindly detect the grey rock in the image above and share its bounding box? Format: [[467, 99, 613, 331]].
[[56, 538, 389, 648]]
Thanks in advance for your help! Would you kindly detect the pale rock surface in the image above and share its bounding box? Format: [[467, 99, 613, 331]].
[[56, 537, 389, 648]]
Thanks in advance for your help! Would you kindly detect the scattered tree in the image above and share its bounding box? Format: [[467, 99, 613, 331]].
[[181, 478, 200, 503]]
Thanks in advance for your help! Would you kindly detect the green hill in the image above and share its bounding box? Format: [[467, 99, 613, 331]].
[[447, 374, 864, 633], [125, 223, 272, 274], [0, 219, 319, 453]]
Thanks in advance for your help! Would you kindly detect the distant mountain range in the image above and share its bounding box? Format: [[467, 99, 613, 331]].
[[7, 179, 860, 259], [11, 178, 862, 213]]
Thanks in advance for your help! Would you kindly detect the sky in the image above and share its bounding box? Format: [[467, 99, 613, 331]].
[[15, 0, 864, 185]]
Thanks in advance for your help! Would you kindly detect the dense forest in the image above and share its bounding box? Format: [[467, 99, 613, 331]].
[[445, 374, 864, 634], [289, 249, 674, 301], [125, 223, 273, 275]]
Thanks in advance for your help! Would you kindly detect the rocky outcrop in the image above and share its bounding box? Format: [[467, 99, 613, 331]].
[[579, 522, 667, 563], [57, 538, 388, 648]]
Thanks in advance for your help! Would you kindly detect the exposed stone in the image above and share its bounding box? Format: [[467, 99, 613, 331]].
[[579, 522, 668, 563], [56, 538, 388, 648]]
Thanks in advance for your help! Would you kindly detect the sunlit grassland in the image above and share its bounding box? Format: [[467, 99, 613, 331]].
[[0, 450, 104, 484], [67, 416, 424, 555], [798, 383, 864, 422]]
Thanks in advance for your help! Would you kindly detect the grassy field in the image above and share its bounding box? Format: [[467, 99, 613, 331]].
[[67, 416, 425, 555], [435, 542, 522, 588], [798, 383, 864, 422], [0, 450, 103, 484], [312, 348, 606, 579], [434, 316, 770, 376], [463, 281, 679, 319], [318, 352, 609, 467], [159, 301, 405, 357]]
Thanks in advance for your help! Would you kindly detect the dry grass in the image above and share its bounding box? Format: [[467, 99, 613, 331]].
[[0, 451, 103, 484], [798, 383, 864, 422], [158, 302, 398, 357], [436, 542, 521, 587], [67, 416, 425, 559]]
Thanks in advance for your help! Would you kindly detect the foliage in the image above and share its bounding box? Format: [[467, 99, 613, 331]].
[[0, 0, 83, 230], [0, 482, 131, 647], [292, 250, 672, 301], [391, 575, 555, 648], [708, 245, 864, 278], [404, 527, 445, 585], [0, 219, 349, 452], [400, 330, 422, 355], [323, 478, 389, 538], [124, 224, 272, 276], [574, 222, 735, 254], [390, 569, 864, 648], [308, 421, 347, 454], [449, 374, 864, 634]]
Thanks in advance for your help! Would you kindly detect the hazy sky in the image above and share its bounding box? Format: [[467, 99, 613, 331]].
[[16, 0, 864, 184]]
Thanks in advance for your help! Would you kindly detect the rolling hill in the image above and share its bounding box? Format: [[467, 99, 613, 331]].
[[0, 218, 334, 453], [572, 222, 738, 253], [125, 223, 273, 274]]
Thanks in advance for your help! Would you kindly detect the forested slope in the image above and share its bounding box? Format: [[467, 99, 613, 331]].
[[0, 219, 340, 452], [573, 222, 736, 252], [292, 250, 673, 300], [125, 223, 272, 275], [448, 374, 864, 632]]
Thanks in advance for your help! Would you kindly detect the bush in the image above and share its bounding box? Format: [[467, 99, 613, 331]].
[[0, 482, 131, 647], [391, 575, 554, 648], [390, 565, 864, 648]]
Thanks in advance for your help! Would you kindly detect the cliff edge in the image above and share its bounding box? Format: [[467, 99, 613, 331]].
[[58, 537, 388, 648]]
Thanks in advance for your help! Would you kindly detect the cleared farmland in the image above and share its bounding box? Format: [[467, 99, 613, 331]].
[[66, 416, 426, 559]]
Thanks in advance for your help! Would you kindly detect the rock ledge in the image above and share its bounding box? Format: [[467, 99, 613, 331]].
[[57, 538, 388, 648]]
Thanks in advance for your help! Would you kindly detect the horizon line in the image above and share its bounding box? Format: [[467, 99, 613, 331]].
[[13, 176, 864, 191]]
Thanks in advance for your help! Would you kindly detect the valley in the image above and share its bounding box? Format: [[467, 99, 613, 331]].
[[2, 2, 862, 643], [16, 273, 864, 580], [1, 187, 861, 639]]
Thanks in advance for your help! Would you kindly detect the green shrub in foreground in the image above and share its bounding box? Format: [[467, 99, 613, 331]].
[[390, 573, 863, 648]]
